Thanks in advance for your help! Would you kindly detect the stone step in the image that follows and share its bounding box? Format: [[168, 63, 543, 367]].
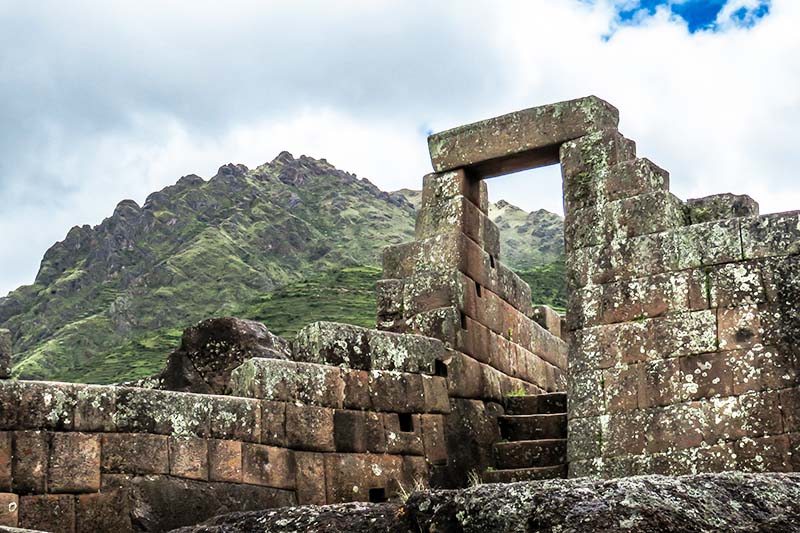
[[494, 439, 567, 470], [504, 393, 567, 415], [482, 464, 567, 484], [498, 414, 567, 441]]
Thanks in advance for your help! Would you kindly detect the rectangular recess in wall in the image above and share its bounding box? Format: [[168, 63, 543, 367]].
[[398, 413, 414, 433]]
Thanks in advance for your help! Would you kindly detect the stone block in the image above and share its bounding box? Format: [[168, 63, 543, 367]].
[[16, 381, 76, 431], [101, 433, 169, 475], [568, 369, 605, 419], [780, 387, 800, 433], [381, 241, 419, 279], [12, 431, 48, 494], [241, 444, 296, 490], [261, 400, 287, 447], [19, 494, 75, 533], [0, 493, 18, 528], [603, 363, 640, 413], [704, 396, 747, 442], [333, 410, 367, 453], [591, 271, 691, 327], [605, 158, 669, 202], [561, 128, 635, 206], [169, 437, 209, 481], [285, 404, 335, 452], [0, 381, 18, 430], [230, 359, 345, 408], [680, 352, 734, 401], [566, 190, 686, 251], [365, 412, 387, 453], [114, 387, 210, 437], [686, 193, 759, 224], [295, 452, 326, 506], [738, 390, 783, 437], [707, 262, 766, 308], [759, 255, 800, 307], [209, 396, 261, 443], [731, 345, 797, 395], [446, 352, 485, 400], [0, 432, 10, 492], [566, 157, 669, 214], [604, 410, 650, 456], [75, 491, 131, 532], [421, 375, 450, 414], [530, 306, 561, 338], [208, 439, 242, 483], [368, 370, 425, 413], [416, 194, 500, 258], [366, 329, 448, 375], [664, 219, 744, 271], [48, 432, 100, 493], [292, 322, 371, 369], [323, 453, 403, 504], [404, 232, 532, 316], [73, 384, 116, 433], [735, 434, 791, 472], [644, 402, 706, 453], [430, 96, 619, 176], [567, 416, 601, 461], [741, 211, 800, 259], [408, 307, 461, 348], [385, 413, 424, 455], [376, 279, 404, 331], [718, 305, 761, 351], [638, 358, 682, 409], [420, 414, 447, 465], [341, 369, 371, 410], [0, 330, 10, 379], [419, 169, 486, 215], [575, 311, 717, 370]]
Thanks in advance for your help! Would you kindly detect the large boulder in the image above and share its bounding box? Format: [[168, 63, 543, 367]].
[[170, 472, 800, 532], [170, 502, 401, 533], [158, 317, 290, 394]]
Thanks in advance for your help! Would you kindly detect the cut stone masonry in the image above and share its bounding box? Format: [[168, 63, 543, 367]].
[[1, 95, 798, 531]]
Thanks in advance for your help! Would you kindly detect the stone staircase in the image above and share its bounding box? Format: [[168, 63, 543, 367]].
[[483, 393, 568, 483]]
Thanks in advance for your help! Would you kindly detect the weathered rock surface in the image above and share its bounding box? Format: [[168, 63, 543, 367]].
[[158, 317, 290, 394], [169, 502, 401, 533], [171, 472, 800, 532]]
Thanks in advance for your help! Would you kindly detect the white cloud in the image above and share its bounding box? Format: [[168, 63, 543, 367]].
[[1, 0, 799, 296]]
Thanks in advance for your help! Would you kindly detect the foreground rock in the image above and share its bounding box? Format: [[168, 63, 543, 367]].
[[169, 502, 402, 533], [157, 317, 291, 394], [172, 472, 800, 532]]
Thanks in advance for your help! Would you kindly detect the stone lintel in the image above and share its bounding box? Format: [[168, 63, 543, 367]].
[[427, 96, 619, 177]]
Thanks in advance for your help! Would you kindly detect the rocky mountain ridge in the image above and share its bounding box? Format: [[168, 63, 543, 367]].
[[0, 153, 563, 383]]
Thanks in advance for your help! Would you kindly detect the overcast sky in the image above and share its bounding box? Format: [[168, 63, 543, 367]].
[[0, 0, 796, 296]]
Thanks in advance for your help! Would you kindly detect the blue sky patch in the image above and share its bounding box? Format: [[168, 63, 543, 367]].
[[614, 0, 770, 33]]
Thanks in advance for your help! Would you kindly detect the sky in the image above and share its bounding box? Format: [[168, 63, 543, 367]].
[[0, 0, 796, 297]]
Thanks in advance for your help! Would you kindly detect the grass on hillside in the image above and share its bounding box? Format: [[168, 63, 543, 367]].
[[16, 262, 566, 384]]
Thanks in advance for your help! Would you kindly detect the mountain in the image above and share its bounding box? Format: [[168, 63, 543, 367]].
[[0, 153, 564, 384]]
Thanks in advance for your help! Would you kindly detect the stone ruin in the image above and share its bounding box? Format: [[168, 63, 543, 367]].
[[0, 96, 798, 531]]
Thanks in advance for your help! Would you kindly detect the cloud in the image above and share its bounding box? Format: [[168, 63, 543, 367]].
[[0, 0, 798, 296]]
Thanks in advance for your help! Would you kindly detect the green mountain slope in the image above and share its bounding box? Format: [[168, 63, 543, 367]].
[[1, 153, 564, 384]]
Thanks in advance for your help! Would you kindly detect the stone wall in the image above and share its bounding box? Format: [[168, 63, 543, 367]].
[[408, 95, 800, 479], [564, 141, 800, 475], [378, 108, 575, 482], [0, 352, 449, 530]]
